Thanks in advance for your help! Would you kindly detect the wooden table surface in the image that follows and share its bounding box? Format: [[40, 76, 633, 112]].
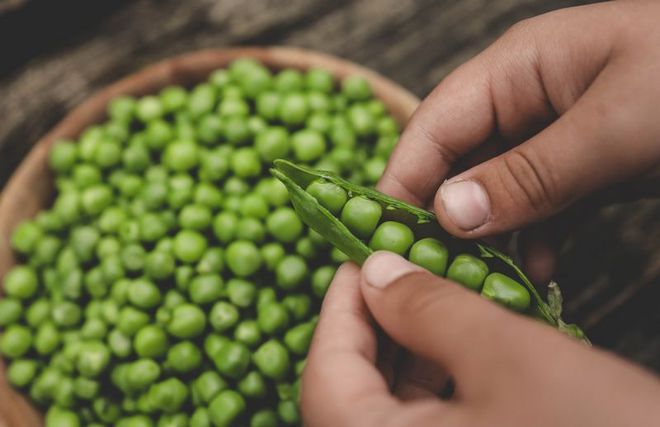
[[1, 0, 658, 374]]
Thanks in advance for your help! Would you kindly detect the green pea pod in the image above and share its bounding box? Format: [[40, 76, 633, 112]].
[[271, 159, 588, 344]]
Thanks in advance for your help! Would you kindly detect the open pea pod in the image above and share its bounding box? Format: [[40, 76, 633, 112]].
[[271, 159, 589, 343]]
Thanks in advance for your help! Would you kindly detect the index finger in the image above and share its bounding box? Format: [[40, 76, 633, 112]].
[[377, 57, 495, 206], [302, 262, 401, 426]]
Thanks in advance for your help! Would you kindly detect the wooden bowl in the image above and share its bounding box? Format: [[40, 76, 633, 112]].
[[0, 46, 420, 426]]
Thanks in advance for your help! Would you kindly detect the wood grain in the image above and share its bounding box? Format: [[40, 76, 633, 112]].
[[0, 46, 419, 427]]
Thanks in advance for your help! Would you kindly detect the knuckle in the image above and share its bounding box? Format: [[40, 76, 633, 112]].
[[500, 148, 560, 213]]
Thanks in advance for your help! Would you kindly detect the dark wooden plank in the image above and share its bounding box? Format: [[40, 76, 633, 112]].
[[1, 0, 658, 373]]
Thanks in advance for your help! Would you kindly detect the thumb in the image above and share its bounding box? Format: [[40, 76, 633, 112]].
[[360, 251, 539, 379]]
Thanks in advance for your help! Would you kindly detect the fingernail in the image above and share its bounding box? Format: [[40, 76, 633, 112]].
[[363, 251, 422, 289], [439, 180, 490, 230]]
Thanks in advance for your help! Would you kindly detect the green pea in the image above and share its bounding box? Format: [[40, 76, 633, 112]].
[[284, 321, 315, 355], [127, 278, 161, 309], [0, 298, 22, 327], [127, 359, 161, 390], [408, 238, 449, 276], [369, 221, 415, 256], [306, 179, 348, 215], [305, 68, 334, 93], [257, 177, 289, 207], [77, 341, 110, 377], [276, 255, 307, 290], [250, 410, 279, 427], [194, 183, 224, 210], [10, 220, 43, 254], [203, 335, 228, 362], [81, 317, 108, 340], [208, 390, 246, 427], [157, 414, 189, 427], [190, 408, 211, 427], [282, 294, 312, 321], [266, 207, 303, 243], [108, 329, 132, 358], [121, 244, 145, 272], [70, 225, 100, 262], [231, 147, 262, 178], [199, 149, 230, 182], [117, 307, 151, 336], [446, 254, 489, 291], [311, 265, 336, 298], [226, 240, 262, 277], [149, 378, 189, 413], [261, 242, 285, 271], [163, 140, 198, 172], [223, 116, 251, 144], [188, 83, 216, 117], [342, 75, 372, 101], [291, 129, 326, 162], [279, 93, 309, 126], [52, 300, 82, 328], [481, 272, 531, 312], [167, 341, 202, 373], [134, 325, 168, 358], [234, 319, 262, 348], [45, 407, 81, 427], [213, 340, 250, 379], [209, 301, 239, 332], [236, 217, 266, 242], [330, 247, 350, 263], [144, 119, 173, 150], [227, 278, 257, 308], [7, 359, 38, 388], [189, 274, 224, 305], [196, 248, 224, 274], [256, 91, 281, 120], [339, 196, 382, 239], [25, 300, 50, 328], [240, 193, 269, 219], [123, 143, 151, 172], [144, 251, 176, 280], [167, 304, 206, 338], [218, 98, 249, 118], [49, 140, 78, 173], [255, 126, 290, 162], [173, 230, 208, 263], [193, 371, 227, 404], [238, 370, 267, 398], [278, 400, 300, 425], [253, 339, 290, 380], [3, 265, 38, 299], [363, 157, 386, 183], [257, 302, 290, 335], [178, 204, 212, 231], [212, 211, 238, 243], [275, 69, 303, 92], [93, 140, 122, 169]]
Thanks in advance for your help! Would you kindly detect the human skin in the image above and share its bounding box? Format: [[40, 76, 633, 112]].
[[302, 1, 660, 426]]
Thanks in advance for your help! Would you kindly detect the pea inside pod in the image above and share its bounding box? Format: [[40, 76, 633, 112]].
[[272, 159, 588, 342]]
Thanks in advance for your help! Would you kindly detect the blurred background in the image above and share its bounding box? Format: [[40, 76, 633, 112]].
[[1, 0, 658, 372]]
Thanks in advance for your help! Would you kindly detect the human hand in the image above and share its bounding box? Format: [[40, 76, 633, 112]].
[[302, 252, 660, 427], [379, 0, 660, 283]]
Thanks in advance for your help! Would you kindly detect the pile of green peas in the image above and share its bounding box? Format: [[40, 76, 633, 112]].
[[0, 58, 401, 427], [305, 179, 532, 312]]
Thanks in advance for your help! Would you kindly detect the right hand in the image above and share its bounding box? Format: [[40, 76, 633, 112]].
[[379, 0, 660, 283]]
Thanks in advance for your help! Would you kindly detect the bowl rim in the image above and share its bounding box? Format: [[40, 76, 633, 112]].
[[0, 46, 420, 425]]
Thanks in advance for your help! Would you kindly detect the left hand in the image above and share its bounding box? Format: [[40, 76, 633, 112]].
[[301, 252, 660, 427]]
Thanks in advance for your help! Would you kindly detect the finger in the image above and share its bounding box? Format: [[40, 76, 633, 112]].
[[376, 5, 613, 205], [302, 263, 452, 427], [359, 251, 548, 391]]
